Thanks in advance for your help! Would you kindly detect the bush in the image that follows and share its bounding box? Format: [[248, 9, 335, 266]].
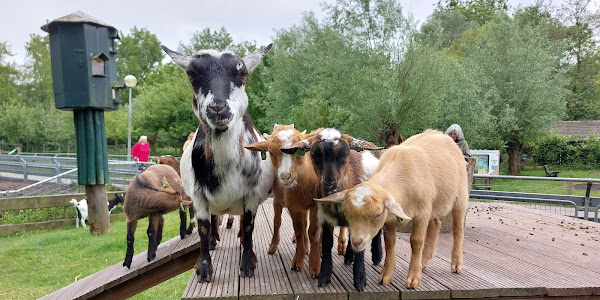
[[532, 135, 600, 169]]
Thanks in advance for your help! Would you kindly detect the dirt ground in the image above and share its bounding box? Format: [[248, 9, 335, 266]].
[[0, 178, 79, 197]]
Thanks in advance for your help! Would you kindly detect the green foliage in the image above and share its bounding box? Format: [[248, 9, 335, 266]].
[[117, 27, 163, 85], [19, 34, 54, 107], [0, 41, 22, 105], [418, 9, 474, 50], [105, 108, 128, 146], [437, 0, 508, 25], [532, 135, 600, 168], [177, 27, 235, 54]]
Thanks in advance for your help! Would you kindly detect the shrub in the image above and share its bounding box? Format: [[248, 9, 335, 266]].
[[532, 135, 600, 169]]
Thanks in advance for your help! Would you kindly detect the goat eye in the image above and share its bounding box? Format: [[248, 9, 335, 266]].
[[373, 212, 383, 220]]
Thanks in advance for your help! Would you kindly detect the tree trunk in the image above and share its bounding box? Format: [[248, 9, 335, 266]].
[[507, 142, 522, 176], [86, 184, 110, 234]]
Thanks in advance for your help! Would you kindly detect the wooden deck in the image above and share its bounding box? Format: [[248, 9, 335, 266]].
[[184, 201, 600, 300], [40, 200, 600, 300]]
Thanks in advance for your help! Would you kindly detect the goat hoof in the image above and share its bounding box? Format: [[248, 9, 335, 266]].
[[240, 262, 255, 277], [197, 260, 213, 282], [372, 253, 382, 266], [147, 253, 156, 262], [226, 217, 234, 229], [123, 258, 132, 269], [354, 273, 366, 291], [317, 272, 331, 287], [267, 243, 278, 254]]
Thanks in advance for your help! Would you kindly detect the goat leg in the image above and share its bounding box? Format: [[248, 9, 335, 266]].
[[157, 215, 164, 246], [353, 250, 366, 291], [371, 229, 383, 266], [344, 233, 354, 265], [123, 219, 137, 268], [337, 227, 348, 255], [317, 223, 334, 287], [147, 214, 161, 262], [240, 209, 257, 277], [209, 214, 220, 250], [186, 205, 196, 235], [196, 218, 213, 282], [268, 198, 283, 254], [378, 225, 396, 285], [179, 209, 188, 239], [307, 206, 321, 278]]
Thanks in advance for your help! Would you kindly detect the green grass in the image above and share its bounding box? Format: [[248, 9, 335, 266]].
[[0, 210, 192, 300]]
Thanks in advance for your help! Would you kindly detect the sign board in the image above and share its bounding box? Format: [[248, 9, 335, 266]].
[[470, 150, 500, 175]]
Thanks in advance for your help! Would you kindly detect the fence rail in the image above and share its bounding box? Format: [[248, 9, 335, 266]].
[[0, 192, 126, 235]]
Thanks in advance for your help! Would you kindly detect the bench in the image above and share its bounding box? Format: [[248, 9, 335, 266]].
[[543, 164, 559, 177]]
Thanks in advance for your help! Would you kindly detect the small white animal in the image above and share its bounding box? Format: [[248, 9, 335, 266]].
[[69, 199, 88, 228]]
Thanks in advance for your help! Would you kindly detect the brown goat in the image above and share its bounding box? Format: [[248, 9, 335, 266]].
[[123, 164, 192, 268], [245, 124, 321, 277], [282, 128, 382, 291]]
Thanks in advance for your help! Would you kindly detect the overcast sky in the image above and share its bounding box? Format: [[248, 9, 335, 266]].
[[1, 0, 557, 65]]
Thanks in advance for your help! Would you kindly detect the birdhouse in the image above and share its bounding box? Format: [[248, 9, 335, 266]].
[[41, 11, 122, 110]]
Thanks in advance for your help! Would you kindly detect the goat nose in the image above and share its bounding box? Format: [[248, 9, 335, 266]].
[[352, 238, 363, 248], [280, 172, 291, 182], [207, 101, 227, 114]]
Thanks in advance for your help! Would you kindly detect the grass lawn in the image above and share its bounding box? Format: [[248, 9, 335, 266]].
[[0, 210, 193, 300]]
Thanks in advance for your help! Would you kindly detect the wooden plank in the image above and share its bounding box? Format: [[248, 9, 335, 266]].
[[239, 204, 294, 300], [262, 201, 348, 300], [465, 204, 600, 295], [182, 215, 239, 299], [393, 234, 501, 299]]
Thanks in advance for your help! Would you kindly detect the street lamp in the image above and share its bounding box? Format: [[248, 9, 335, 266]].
[[124, 75, 137, 162]]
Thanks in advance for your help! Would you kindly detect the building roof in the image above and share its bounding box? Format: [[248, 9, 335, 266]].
[[555, 120, 600, 137]]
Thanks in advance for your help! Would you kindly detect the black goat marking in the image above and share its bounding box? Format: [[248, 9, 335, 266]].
[[187, 53, 248, 98], [192, 123, 221, 194]]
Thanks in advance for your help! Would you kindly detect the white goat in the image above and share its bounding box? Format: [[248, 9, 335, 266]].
[[315, 130, 469, 289], [163, 44, 274, 282], [69, 199, 88, 228]]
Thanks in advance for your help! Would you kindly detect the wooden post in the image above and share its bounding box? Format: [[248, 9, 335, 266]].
[[566, 181, 573, 195], [86, 184, 110, 233]]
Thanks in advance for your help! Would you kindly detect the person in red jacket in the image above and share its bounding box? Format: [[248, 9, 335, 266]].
[[132, 135, 150, 171]]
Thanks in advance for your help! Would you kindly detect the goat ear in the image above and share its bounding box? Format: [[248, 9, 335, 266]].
[[162, 45, 192, 70], [245, 140, 270, 152], [301, 130, 307, 135], [314, 190, 347, 204], [242, 43, 272, 73], [263, 133, 271, 139], [384, 198, 411, 221], [348, 136, 383, 151]]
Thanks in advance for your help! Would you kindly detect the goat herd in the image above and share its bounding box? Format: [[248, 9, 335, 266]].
[[116, 44, 470, 291]]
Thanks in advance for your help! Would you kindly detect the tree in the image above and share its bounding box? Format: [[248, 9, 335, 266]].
[[461, 15, 568, 175], [117, 27, 163, 85], [19, 34, 53, 107], [418, 8, 474, 50], [437, 0, 508, 25], [556, 0, 600, 120], [104, 108, 128, 146], [0, 41, 21, 105], [323, 0, 411, 61], [177, 27, 235, 54]]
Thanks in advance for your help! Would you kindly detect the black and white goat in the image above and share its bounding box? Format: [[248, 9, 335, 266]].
[[282, 128, 383, 291], [69, 198, 88, 228], [108, 194, 124, 214], [163, 44, 274, 282]]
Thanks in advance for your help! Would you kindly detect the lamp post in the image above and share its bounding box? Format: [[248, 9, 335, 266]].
[[124, 75, 137, 162]]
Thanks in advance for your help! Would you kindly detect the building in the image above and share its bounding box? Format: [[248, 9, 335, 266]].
[[555, 121, 600, 138]]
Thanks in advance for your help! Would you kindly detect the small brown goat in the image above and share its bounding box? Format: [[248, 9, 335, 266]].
[[315, 130, 469, 289], [123, 163, 192, 268]]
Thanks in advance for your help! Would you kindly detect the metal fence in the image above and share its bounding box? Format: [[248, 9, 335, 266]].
[[470, 174, 600, 222], [0, 153, 154, 196]]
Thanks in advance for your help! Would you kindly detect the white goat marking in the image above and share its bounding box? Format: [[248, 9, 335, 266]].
[[277, 129, 295, 147], [279, 154, 292, 176], [351, 186, 371, 208], [194, 49, 227, 58], [319, 128, 341, 144], [361, 151, 379, 178]]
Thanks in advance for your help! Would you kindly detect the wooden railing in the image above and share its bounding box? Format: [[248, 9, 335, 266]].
[[0, 192, 126, 235]]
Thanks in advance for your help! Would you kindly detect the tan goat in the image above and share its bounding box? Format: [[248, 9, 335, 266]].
[[315, 130, 469, 288]]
